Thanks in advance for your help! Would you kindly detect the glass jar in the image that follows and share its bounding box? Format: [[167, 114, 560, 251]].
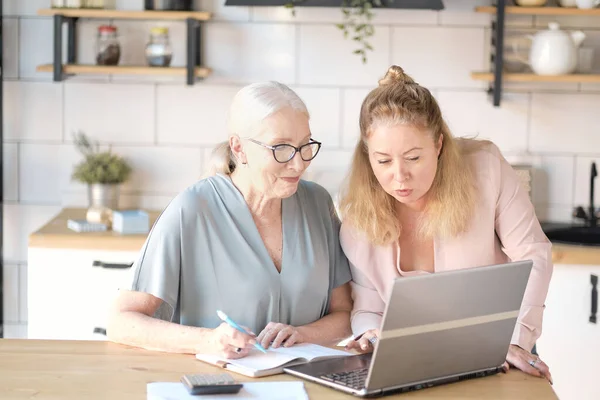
[[60, 0, 83, 7], [145, 27, 173, 67], [84, 0, 104, 8], [96, 25, 121, 66]]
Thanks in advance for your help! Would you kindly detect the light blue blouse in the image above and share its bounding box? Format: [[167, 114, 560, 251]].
[[130, 174, 351, 334]]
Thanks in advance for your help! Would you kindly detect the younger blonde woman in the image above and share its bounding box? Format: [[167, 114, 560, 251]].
[[340, 65, 553, 383]]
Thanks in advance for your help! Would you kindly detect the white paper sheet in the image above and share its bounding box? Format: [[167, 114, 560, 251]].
[[147, 381, 309, 400]]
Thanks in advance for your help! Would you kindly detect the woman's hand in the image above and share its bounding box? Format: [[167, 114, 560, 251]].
[[504, 344, 553, 384], [257, 322, 305, 349], [344, 329, 379, 353], [208, 323, 257, 359]]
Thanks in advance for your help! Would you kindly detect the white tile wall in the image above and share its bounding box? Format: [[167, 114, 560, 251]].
[[436, 91, 529, 152], [2, 17, 19, 79], [156, 84, 241, 146], [341, 88, 371, 148], [3, 204, 21, 263], [298, 24, 391, 86], [64, 83, 155, 144], [4, 82, 63, 141], [391, 27, 487, 89], [19, 143, 86, 204], [204, 23, 296, 84], [3, 0, 49, 17], [3, 204, 62, 264], [115, 145, 204, 194], [5, 0, 600, 334], [531, 156, 576, 208], [18, 18, 53, 80], [438, 0, 491, 27], [534, 205, 574, 224], [293, 87, 341, 148], [3, 143, 18, 202], [530, 93, 600, 154]]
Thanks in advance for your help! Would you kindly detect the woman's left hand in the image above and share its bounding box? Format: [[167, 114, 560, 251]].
[[504, 344, 553, 384], [257, 322, 304, 349]]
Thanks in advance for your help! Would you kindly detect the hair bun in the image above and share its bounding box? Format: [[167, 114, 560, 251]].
[[378, 65, 416, 87]]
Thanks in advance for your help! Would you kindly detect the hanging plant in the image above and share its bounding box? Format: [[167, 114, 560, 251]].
[[284, 0, 378, 64], [336, 0, 378, 64]]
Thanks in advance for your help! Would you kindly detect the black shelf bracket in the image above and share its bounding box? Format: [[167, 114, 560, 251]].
[[53, 14, 79, 82], [488, 0, 506, 107], [186, 18, 203, 86]]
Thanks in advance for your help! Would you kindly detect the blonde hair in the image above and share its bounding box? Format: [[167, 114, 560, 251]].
[[339, 65, 478, 246], [205, 81, 309, 176]]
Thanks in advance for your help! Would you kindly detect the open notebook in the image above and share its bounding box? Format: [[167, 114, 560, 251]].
[[196, 343, 351, 377]]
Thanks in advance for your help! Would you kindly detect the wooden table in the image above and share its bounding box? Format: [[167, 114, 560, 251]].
[[0, 339, 557, 399]]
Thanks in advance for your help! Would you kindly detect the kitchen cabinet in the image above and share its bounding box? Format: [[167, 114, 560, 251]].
[[27, 208, 159, 341], [28, 247, 139, 340], [536, 263, 600, 400]]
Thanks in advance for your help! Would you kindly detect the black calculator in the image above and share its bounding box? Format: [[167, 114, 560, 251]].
[[180, 373, 243, 395]]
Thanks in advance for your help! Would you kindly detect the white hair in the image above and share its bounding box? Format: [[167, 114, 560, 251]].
[[205, 81, 310, 176]]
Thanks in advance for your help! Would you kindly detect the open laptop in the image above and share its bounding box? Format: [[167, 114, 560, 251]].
[[284, 260, 533, 397]]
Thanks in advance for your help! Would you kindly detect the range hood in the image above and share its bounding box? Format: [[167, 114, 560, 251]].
[[224, 0, 444, 9]]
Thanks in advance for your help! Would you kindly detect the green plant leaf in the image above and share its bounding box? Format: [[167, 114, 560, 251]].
[[71, 132, 132, 184]]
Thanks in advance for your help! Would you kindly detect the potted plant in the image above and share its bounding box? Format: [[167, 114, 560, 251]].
[[72, 132, 132, 225]]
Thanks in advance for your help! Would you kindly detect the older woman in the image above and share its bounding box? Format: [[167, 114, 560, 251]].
[[107, 82, 352, 359], [339, 65, 553, 383]]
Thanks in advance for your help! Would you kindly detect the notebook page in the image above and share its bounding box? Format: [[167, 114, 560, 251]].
[[271, 343, 351, 361], [225, 349, 303, 371], [196, 343, 350, 372]]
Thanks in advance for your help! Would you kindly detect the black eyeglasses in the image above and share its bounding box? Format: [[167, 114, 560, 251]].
[[247, 138, 322, 163]]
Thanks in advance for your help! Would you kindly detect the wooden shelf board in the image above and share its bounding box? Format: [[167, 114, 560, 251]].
[[38, 8, 211, 20], [476, 6, 600, 16], [471, 71, 600, 83], [36, 64, 212, 78]]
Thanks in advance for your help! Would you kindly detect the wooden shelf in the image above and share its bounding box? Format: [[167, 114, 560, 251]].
[[476, 6, 600, 16], [36, 64, 212, 78], [37, 8, 211, 20], [471, 71, 600, 83]]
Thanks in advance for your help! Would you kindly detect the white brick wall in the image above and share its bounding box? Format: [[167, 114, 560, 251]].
[[3, 0, 600, 336]]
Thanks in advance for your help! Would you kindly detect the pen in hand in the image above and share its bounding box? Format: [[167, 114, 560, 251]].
[[216, 310, 268, 353]]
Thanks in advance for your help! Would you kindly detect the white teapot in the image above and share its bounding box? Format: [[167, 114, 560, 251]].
[[513, 22, 586, 75]]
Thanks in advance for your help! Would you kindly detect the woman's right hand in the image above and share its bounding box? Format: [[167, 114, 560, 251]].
[[208, 323, 258, 359], [345, 329, 380, 353]]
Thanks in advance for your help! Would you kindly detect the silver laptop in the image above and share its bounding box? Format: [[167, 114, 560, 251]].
[[284, 260, 533, 397]]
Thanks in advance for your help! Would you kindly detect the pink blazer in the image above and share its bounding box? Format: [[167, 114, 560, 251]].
[[340, 142, 553, 352]]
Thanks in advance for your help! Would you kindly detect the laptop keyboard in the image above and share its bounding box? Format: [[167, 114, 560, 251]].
[[320, 368, 369, 390]]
